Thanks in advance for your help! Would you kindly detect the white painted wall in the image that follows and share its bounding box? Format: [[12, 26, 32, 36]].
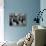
[[0, 0, 4, 42]]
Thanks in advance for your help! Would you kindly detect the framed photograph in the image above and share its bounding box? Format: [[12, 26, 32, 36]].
[[9, 13, 26, 26]]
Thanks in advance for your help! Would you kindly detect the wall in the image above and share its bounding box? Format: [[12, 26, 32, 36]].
[[0, 0, 4, 42], [40, 0, 46, 26], [4, 0, 40, 42]]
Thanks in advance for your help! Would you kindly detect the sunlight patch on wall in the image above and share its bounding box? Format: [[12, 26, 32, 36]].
[[0, 0, 4, 42]]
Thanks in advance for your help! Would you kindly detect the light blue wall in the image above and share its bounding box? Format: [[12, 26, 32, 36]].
[[4, 0, 40, 42], [40, 0, 46, 27]]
